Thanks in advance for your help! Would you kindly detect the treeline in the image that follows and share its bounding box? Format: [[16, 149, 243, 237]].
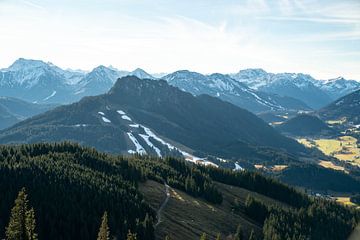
[[234, 195, 359, 240], [196, 165, 309, 208]]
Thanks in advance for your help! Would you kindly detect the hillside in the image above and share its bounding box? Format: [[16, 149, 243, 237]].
[[319, 89, 360, 125], [0, 76, 306, 165], [0, 143, 358, 240], [0, 97, 55, 130], [276, 114, 334, 136], [277, 165, 360, 193]]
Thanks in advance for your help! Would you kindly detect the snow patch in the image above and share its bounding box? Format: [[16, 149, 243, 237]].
[[127, 132, 146, 155], [121, 115, 132, 121], [98, 111, 105, 116], [117, 110, 126, 115], [129, 124, 139, 128], [233, 162, 244, 171], [139, 134, 162, 157], [102, 117, 111, 123]]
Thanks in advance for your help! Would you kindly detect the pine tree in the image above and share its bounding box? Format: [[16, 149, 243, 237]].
[[215, 233, 221, 240], [248, 230, 255, 240], [235, 224, 243, 240], [97, 211, 110, 240], [143, 213, 154, 239], [25, 208, 38, 240], [127, 230, 137, 240], [200, 232, 207, 240], [6, 188, 30, 240]]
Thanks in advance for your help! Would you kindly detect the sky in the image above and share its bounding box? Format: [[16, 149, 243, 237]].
[[0, 0, 359, 79]]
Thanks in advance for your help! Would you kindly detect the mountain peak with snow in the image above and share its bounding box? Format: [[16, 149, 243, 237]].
[[7, 58, 49, 71], [129, 68, 155, 79]]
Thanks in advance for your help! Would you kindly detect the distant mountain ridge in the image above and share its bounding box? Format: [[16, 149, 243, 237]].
[[1, 58, 358, 111], [319, 89, 360, 125], [231, 69, 360, 109], [162, 70, 311, 113], [0, 58, 155, 104]]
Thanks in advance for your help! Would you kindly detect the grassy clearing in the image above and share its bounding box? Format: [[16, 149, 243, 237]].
[[326, 118, 347, 125], [139, 180, 287, 240], [334, 197, 360, 209], [297, 136, 360, 167], [318, 160, 346, 172]]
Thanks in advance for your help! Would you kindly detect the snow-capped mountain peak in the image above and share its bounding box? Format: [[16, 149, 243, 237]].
[[129, 68, 155, 79]]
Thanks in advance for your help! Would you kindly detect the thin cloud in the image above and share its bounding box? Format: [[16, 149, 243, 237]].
[[21, 0, 45, 11]]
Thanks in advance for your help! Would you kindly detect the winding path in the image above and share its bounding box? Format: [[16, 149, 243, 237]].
[[155, 182, 170, 227]]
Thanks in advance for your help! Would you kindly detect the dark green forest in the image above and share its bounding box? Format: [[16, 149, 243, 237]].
[[0, 142, 359, 240]]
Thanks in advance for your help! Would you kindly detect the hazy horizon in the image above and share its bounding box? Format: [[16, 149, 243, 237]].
[[1, 0, 359, 79]]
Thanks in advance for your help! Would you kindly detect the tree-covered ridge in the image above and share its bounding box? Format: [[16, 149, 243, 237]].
[[0, 143, 154, 240]]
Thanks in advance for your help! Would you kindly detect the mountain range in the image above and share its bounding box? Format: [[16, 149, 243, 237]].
[[0, 58, 155, 104], [231, 69, 360, 109], [1, 58, 359, 113], [0, 76, 306, 167], [162, 70, 310, 113]]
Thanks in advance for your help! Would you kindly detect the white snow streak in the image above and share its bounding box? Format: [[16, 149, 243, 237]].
[[127, 132, 146, 155], [102, 117, 111, 123], [43, 90, 56, 101], [121, 115, 132, 121], [139, 134, 162, 157]]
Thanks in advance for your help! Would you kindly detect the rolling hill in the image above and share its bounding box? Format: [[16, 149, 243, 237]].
[[276, 114, 334, 136], [0, 76, 306, 166]]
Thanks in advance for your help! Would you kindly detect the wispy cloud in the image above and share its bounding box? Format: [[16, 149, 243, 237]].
[[21, 0, 45, 11]]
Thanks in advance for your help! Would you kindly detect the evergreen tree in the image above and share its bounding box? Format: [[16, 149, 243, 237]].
[[200, 232, 207, 240], [235, 224, 243, 240], [143, 214, 155, 239], [248, 230, 255, 240], [97, 211, 110, 240], [127, 230, 137, 240], [215, 233, 221, 240], [25, 208, 38, 240], [6, 188, 32, 240]]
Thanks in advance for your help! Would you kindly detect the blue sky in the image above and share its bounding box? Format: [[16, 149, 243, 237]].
[[0, 0, 359, 79]]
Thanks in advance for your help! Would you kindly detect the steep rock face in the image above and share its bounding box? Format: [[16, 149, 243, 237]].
[[0, 76, 305, 163]]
